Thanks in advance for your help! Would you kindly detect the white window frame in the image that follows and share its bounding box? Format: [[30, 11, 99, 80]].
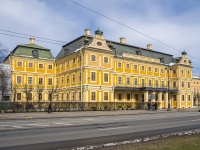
[[91, 91, 96, 101], [38, 63, 44, 69], [91, 55, 96, 62], [104, 73, 109, 83], [91, 72, 96, 82], [118, 76, 122, 84], [28, 62, 33, 68], [104, 57, 108, 63], [104, 92, 108, 101], [17, 76, 22, 84], [28, 77, 32, 85]]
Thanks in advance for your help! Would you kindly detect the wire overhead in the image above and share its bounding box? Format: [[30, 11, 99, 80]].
[[67, 0, 200, 63]]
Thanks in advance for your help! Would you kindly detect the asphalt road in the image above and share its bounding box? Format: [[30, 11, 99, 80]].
[[0, 112, 200, 150]]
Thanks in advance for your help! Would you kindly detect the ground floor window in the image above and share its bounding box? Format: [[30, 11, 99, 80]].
[[173, 95, 177, 101], [3, 96, 10, 101], [39, 94, 42, 101], [118, 93, 122, 100], [127, 93, 130, 101], [17, 93, 21, 101], [135, 94, 139, 101], [104, 92, 108, 101], [91, 92, 96, 101]]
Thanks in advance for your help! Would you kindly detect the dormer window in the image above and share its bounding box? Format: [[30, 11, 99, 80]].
[[136, 49, 141, 55], [160, 57, 164, 63], [32, 50, 39, 58], [64, 49, 68, 56]]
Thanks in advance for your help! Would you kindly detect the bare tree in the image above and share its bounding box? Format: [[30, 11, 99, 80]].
[[0, 65, 11, 112], [0, 42, 9, 63], [36, 85, 44, 102], [193, 93, 200, 107], [22, 84, 33, 112], [47, 86, 58, 112]]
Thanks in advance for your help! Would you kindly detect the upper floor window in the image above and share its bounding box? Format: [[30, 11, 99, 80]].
[[48, 78, 52, 85], [17, 76, 22, 84], [141, 66, 144, 71], [155, 68, 158, 72], [161, 69, 164, 74], [73, 58, 76, 64], [161, 81, 164, 88], [134, 65, 137, 70], [66, 75, 69, 84], [118, 62, 122, 68], [104, 73, 108, 82], [28, 77, 32, 85], [118, 76, 122, 84], [39, 78, 43, 85], [126, 77, 130, 85], [181, 70, 184, 74], [39, 64, 43, 69], [173, 81, 176, 88], [91, 55, 96, 61], [28, 62, 33, 68], [148, 67, 151, 72], [187, 71, 190, 75], [17, 61, 22, 67], [126, 64, 130, 69], [62, 77, 64, 85], [188, 82, 191, 88], [72, 74, 75, 83], [134, 78, 138, 85], [91, 72, 96, 81], [182, 81, 184, 87], [155, 80, 158, 87], [173, 70, 176, 74], [48, 65, 53, 70], [149, 80, 152, 86], [104, 57, 108, 63]]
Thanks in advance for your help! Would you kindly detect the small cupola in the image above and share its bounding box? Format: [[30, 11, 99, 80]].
[[95, 29, 103, 36], [181, 51, 187, 55]]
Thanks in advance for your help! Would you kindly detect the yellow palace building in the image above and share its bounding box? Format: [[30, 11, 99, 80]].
[[4, 29, 195, 110]]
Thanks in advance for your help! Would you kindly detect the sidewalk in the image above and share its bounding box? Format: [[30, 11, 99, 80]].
[[0, 108, 199, 120]]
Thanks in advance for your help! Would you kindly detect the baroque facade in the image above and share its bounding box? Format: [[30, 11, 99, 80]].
[[4, 29, 197, 109]]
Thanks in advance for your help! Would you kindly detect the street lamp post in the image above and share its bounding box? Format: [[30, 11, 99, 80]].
[[166, 66, 172, 111]]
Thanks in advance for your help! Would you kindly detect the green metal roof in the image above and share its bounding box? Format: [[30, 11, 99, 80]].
[[12, 44, 55, 60]]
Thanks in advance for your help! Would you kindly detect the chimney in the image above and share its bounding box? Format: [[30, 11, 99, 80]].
[[120, 37, 125, 44], [30, 38, 35, 44], [147, 44, 152, 50], [85, 29, 91, 36]]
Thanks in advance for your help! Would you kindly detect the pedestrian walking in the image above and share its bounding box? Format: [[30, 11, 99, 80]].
[[48, 103, 53, 113], [154, 102, 158, 111], [147, 102, 151, 111]]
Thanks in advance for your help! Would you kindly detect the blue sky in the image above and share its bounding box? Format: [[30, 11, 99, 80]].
[[0, 0, 200, 74]]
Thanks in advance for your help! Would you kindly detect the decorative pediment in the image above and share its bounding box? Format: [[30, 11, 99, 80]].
[[88, 29, 111, 51]]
